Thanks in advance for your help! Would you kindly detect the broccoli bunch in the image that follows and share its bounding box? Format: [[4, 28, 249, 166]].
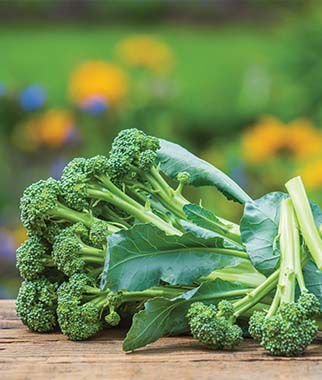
[[16, 277, 58, 333], [187, 301, 243, 349], [248, 199, 320, 356]]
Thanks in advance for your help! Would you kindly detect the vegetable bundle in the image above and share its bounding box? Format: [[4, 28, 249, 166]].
[[16, 128, 322, 356]]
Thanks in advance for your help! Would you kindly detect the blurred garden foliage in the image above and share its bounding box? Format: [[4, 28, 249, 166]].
[[1, 0, 322, 297]]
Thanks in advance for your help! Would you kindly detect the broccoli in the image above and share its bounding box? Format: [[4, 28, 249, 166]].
[[16, 277, 58, 333], [52, 224, 106, 277], [108, 129, 189, 220], [16, 234, 56, 280], [188, 199, 320, 355], [59, 152, 182, 236], [57, 273, 188, 341], [187, 301, 243, 349], [248, 198, 320, 356], [20, 177, 121, 239]]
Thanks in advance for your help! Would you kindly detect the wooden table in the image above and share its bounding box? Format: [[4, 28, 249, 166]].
[[1, 300, 322, 379]]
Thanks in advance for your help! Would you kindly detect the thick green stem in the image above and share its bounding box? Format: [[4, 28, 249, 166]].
[[233, 270, 280, 317], [51, 202, 119, 234], [286, 176, 322, 269], [278, 199, 296, 305], [87, 187, 182, 236], [80, 245, 104, 257]]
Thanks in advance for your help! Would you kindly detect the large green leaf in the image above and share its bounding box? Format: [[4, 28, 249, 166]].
[[123, 279, 252, 351], [100, 224, 247, 292], [157, 139, 252, 204], [240, 192, 288, 276]]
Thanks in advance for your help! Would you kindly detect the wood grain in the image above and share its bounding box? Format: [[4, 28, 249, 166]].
[[1, 300, 321, 380]]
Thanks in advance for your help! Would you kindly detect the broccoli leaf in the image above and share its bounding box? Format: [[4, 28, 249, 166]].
[[100, 224, 246, 292], [157, 139, 252, 204], [303, 260, 322, 311], [240, 192, 288, 276], [241, 191, 322, 277], [123, 279, 251, 352]]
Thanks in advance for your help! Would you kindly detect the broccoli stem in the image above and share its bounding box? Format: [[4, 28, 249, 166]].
[[232, 270, 280, 318], [286, 176, 322, 269], [49, 203, 119, 234], [278, 199, 296, 306], [87, 186, 182, 236]]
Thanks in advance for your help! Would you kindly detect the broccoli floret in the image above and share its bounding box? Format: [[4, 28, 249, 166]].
[[52, 225, 106, 277], [248, 199, 320, 356], [59, 150, 181, 235], [16, 235, 55, 280], [16, 277, 58, 333], [107, 129, 188, 221], [57, 273, 120, 340], [20, 177, 116, 237], [187, 301, 243, 350]]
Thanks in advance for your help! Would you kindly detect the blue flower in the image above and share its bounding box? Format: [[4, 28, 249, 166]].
[[0, 83, 5, 97], [0, 231, 16, 261], [19, 84, 47, 111], [51, 158, 68, 179], [82, 96, 108, 115]]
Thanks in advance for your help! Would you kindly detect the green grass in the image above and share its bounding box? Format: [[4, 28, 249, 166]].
[[0, 24, 283, 125]]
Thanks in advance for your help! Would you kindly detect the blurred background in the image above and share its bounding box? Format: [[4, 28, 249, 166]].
[[2, 0, 322, 298]]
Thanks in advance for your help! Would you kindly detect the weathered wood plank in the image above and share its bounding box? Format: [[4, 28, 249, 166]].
[[1, 300, 322, 380]]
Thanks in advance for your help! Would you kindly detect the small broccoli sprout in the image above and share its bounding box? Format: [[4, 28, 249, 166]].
[[176, 171, 190, 185], [187, 301, 243, 350], [16, 235, 55, 280], [52, 225, 105, 277], [16, 277, 58, 333]]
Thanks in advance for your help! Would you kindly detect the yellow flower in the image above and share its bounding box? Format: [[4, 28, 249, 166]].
[[299, 159, 322, 190], [116, 35, 174, 74], [38, 109, 74, 148], [69, 61, 128, 106], [242, 116, 287, 163], [288, 118, 322, 159], [242, 116, 322, 163]]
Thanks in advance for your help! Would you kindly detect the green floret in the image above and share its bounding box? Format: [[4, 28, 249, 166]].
[[249, 199, 320, 356], [16, 235, 55, 280], [16, 277, 58, 333], [57, 273, 106, 341], [107, 129, 188, 222], [20, 177, 117, 237], [52, 225, 105, 277], [59, 152, 181, 235], [187, 301, 243, 350]]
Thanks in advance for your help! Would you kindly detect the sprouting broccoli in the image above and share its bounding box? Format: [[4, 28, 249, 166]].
[[107, 128, 189, 220], [187, 301, 243, 349], [20, 177, 121, 239], [59, 152, 182, 236], [16, 276, 58, 333], [248, 198, 320, 356], [16, 234, 56, 280], [188, 199, 320, 355], [57, 273, 188, 341], [52, 224, 106, 277]]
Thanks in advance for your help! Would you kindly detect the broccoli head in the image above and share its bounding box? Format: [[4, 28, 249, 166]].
[[16, 235, 55, 280], [16, 277, 58, 333], [187, 301, 243, 350], [57, 273, 119, 340]]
